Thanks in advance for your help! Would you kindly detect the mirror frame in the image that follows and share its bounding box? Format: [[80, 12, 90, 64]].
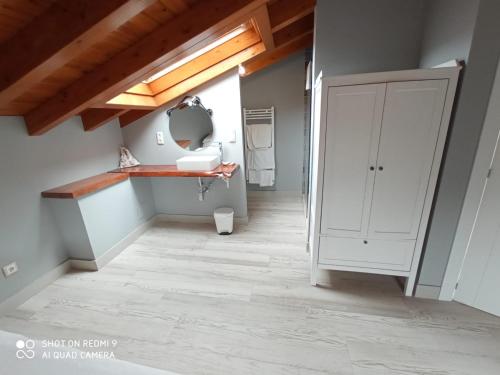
[[166, 95, 212, 117]]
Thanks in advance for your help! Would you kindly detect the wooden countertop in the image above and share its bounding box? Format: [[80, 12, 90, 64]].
[[41, 173, 129, 199], [110, 163, 240, 178], [42, 164, 239, 199]]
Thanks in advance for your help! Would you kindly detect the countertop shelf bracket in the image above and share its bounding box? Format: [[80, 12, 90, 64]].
[[197, 173, 231, 201]]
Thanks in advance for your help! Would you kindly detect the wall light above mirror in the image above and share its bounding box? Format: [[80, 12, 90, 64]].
[[167, 96, 214, 152]]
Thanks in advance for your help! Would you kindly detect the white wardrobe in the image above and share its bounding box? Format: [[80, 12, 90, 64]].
[[310, 68, 460, 296]]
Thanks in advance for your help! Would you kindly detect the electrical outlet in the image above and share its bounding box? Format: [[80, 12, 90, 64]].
[[2, 261, 18, 278], [156, 131, 165, 145]]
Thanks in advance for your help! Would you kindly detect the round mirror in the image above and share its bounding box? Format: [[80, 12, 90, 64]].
[[168, 101, 214, 152]]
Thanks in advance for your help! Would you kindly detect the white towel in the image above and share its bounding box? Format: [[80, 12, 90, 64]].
[[245, 122, 275, 187], [247, 148, 275, 169], [246, 124, 272, 149], [248, 169, 275, 187], [258, 169, 275, 187], [248, 169, 259, 184]]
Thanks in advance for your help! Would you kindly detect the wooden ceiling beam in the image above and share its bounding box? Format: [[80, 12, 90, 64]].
[[155, 42, 265, 106], [241, 32, 312, 77], [268, 0, 315, 33], [119, 110, 154, 128], [158, 0, 188, 15], [251, 5, 274, 51], [148, 28, 261, 94], [25, 0, 268, 135], [0, 0, 155, 107], [273, 12, 314, 47], [81, 108, 128, 131]]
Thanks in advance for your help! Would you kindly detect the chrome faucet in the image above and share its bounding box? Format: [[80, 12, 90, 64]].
[[206, 141, 223, 164], [217, 141, 223, 164]]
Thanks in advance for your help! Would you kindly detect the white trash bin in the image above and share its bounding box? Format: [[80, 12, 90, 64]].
[[214, 207, 234, 235]]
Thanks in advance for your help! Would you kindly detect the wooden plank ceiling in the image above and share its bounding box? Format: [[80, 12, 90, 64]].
[[0, 0, 314, 134]]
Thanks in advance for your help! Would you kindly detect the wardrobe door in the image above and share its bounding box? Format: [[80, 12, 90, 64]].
[[321, 84, 385, 237], [368, 80, 448, 240]]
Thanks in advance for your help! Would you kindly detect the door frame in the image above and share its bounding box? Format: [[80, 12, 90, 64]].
[[440, 63, 500, 301]]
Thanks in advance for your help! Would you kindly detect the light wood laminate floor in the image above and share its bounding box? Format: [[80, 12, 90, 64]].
[[1, 192, 500, 374]]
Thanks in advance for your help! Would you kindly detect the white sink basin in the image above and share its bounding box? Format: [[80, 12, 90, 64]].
[[176, 155, 220, 171]]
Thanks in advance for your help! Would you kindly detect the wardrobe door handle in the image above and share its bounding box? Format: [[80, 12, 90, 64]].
[[378, 166, 384, 171], [369, 166, 375, 171], [363, 240, 368, 244]]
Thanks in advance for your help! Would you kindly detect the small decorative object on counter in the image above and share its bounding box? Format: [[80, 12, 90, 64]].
[[119, 146, 140, 168]]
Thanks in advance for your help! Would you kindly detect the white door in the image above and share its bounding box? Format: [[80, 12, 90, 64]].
[[321, 84, 385, 237], [368, 80, 448, 240], [454, 138, 500, 316]]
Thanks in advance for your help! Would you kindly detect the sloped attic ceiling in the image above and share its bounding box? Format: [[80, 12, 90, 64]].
[[0, 0, 314, 134]]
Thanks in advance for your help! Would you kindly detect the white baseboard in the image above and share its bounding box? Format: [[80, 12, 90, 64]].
[[415, 284, 441, 299], [70, 259, 98, 271], [247, 190, 302, 198], [0, 217, 156, 315], [155, 213, 249, 225], [0, 213, 249, 315], [70, 216, 157, 271], [70, 214, 247, 273], [0, 260, 72, 315], [96, 217, 155, 269]]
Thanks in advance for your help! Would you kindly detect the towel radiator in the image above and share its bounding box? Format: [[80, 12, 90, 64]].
[[243, 107, 275, 188]]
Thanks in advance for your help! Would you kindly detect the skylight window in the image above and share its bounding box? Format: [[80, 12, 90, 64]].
[[142, 25, 248, 84]]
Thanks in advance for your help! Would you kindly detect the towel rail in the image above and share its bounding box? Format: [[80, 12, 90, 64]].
[[243, 107, 275, 188]]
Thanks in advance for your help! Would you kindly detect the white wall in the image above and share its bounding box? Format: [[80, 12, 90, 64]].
[[121, 70, 248, 218], [417, 0, 500, 290], [313, 0, 424, 79], [48, 198, 93, 260], [79, 178, 155, 258], [48, 178, 155, 260], [0, 117, 123, 302], [419, 0, 479, 68], [241, 52, 306, 192]]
